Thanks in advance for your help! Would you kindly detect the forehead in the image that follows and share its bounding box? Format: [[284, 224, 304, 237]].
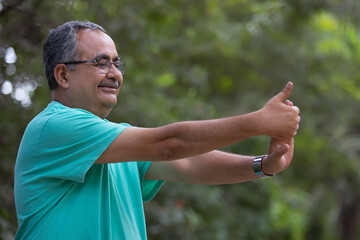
[[76, 29, 118, 60]]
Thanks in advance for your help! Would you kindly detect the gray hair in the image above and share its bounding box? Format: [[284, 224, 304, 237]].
[[43, 20, 106, 90]]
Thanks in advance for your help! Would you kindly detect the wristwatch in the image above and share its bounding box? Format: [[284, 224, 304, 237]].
[[253, 155, 275, 178]]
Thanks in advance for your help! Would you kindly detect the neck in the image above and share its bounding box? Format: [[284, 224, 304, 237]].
[[52, 91, 111, 119]]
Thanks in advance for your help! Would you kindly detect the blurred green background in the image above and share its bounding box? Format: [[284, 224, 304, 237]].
[[1, 0, 360, 239]]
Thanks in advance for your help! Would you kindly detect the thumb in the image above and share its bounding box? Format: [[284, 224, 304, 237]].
[[270, 144, 289, 160], [273, 82, 293, 102]]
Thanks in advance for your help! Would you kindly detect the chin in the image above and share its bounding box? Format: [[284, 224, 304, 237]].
[[102, 101, 117, 109], [100, 95, 118, 107]]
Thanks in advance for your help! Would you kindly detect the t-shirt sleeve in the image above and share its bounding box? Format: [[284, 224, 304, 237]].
[[37, 109, 128, 182], [137, 161, 164, 202]]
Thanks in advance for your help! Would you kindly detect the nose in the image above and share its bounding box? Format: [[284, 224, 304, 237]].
[[106, 63, 123, 81]]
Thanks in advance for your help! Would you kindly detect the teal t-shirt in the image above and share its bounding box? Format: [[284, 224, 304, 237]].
[[14, 101, 164, 240]]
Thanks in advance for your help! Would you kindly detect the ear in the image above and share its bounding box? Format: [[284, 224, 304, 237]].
[[54, 64, 70, 89]]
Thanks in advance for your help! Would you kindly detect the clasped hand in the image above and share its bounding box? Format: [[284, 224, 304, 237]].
[[260, 82, 300, 175], [258, 82, 300, 141]]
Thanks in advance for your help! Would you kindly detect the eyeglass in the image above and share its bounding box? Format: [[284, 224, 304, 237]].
[[63, 59, 126, 75]]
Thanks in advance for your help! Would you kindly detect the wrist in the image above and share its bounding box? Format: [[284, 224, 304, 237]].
[[253, 155, 275, 178], [245, 110, 264, 137]]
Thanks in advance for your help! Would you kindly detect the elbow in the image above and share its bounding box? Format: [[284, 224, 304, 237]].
[[158, 139, 181, 161], [154, 123, 187, 161], [160, 147, 172, 161]]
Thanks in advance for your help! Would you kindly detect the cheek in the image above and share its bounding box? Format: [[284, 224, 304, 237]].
[[118, 77, 124, 89], [115, 79, 123, 94], [86, 75, 104, 91], [70, 77, 100, 98]]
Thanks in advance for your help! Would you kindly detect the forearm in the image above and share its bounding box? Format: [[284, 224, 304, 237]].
[[97, 113, 260, 164], [156, 91, 299, 161], [155, 111, 262, 161], [146, 150, 260, 185]]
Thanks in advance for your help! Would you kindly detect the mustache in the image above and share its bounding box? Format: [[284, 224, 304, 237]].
[[98, 79, 119, 89]]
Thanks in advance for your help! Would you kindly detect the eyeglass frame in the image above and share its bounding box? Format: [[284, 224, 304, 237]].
[[62, 59, 126, 75]]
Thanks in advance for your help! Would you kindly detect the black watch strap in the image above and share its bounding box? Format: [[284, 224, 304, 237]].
[[253, 155, 275, 178]]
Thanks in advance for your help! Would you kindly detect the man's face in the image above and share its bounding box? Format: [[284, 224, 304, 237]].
[[65, 29, 123, 118]]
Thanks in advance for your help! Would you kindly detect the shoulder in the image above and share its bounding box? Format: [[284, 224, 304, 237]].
[[43, 102, 107, 130], [29, 101, 97, 125], [28, 101, 128, 138]]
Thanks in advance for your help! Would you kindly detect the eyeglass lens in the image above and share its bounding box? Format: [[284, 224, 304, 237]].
[[98, 60, 125, 75]]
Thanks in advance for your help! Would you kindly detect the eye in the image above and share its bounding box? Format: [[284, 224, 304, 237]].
[[113, 62, 121, 68], [98, 60, 109, 69]]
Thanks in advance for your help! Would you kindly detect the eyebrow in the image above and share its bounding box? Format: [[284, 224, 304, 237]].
[[93, 54, 120, 61]]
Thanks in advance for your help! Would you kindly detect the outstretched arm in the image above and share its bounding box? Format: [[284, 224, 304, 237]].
[[144, 95, 298, 184], [144, 137, 295, 184], [96, 82, 299, 164]]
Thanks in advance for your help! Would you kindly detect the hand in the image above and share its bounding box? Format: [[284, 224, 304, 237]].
[[261, 98, 297, 175], [261, 137, 294, 175], [257, 82, 300, 140]]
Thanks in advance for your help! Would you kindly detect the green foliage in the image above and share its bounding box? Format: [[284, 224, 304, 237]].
[[1, 0, 360, 239]]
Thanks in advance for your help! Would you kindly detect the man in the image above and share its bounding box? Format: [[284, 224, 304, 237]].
[[14, 21, 300, 239]]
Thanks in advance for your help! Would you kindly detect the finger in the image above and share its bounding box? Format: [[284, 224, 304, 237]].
[[270, 144, 289, 160], [284, 100, 293, 106], [291, 106, 300, 115], [284, 137, 292, 145], [292, 122, 300, 136], [273, 82, 293, 102]]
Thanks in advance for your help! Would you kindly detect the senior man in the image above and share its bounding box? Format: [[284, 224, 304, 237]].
[[14, 20, 300, 239]]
